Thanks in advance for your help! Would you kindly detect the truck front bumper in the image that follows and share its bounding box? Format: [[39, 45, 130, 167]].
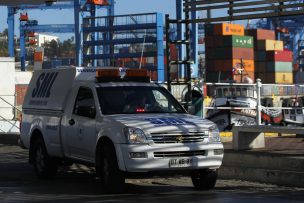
[[117, 143, 224, 173]]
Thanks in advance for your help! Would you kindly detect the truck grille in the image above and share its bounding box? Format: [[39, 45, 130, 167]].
[[154, 150, 206, 158], [150, 132, 207, 144]]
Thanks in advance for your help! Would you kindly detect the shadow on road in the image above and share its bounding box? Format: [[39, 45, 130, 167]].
[[0, 146, 303, 203]]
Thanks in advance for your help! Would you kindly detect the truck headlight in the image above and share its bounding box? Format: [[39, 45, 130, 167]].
[[208, 124, 220, 143], [124, 127, 148, 144]]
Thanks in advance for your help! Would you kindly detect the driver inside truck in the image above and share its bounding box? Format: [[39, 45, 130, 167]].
[[123, 93, 149, 113]]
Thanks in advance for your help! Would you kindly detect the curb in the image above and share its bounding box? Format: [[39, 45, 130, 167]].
[[219, 150, 304, 187], [0, 133, 20, 145]]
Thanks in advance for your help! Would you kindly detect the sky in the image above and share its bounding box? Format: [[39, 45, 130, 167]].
[[0, 0, 176, 40]]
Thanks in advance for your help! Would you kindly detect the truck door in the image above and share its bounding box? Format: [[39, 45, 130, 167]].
[[67, 86, 97, 161]]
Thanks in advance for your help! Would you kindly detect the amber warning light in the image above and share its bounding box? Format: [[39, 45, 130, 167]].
[[96, 68, 150, 83]]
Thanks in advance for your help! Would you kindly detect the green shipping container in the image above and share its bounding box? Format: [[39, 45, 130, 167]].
[[229, 35, 253, 48], [266, 62, 293, 73], [205, 35, 253, 48]]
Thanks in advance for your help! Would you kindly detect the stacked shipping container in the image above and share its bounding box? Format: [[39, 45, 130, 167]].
[[205, 23, 255, 83], [246, 29, 293, 84]]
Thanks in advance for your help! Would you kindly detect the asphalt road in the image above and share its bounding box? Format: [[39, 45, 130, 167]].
[[0, 144, 303, 203]]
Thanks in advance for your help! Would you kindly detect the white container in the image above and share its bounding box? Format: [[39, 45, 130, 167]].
[[0, 57, 15, 120], [15, 71, 33, 85]]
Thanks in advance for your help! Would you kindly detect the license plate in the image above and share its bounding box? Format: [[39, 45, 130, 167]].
[[169, 158, 193, 168]]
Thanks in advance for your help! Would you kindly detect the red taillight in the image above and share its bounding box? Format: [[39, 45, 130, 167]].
[[136, 108, 145, 113]]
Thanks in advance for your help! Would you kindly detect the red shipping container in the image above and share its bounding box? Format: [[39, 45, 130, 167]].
[[205, 36, 214, 48], [246, 29, 275, 40], [15, 84, 28, 106], [266, 50, 293, 62], [15, 84, 29, 120], [293, 63, 299, 72], [150, 71, 158, 81]]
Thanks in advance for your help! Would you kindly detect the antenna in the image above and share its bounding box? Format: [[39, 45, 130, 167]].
[[139, 29, 147, 69]]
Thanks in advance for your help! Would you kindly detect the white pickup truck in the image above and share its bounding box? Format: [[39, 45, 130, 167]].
[[20, 67, 224, 192]]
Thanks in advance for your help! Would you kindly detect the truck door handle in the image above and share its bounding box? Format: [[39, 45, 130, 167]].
[[69, 119, 75, 126]]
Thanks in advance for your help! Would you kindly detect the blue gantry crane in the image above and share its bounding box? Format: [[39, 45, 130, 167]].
[[82, 12, 165, 81], [19, 9, 76, 70], [5, 0, 197, 81], [7, 0, 114, 71]]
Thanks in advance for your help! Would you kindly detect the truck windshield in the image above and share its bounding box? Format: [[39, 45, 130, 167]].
[[96, 86, 186, 115]]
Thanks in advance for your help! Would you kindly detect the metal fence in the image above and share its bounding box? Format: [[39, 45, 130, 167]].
[[0, 94, 21, 131], [203, 79, 304, 125]]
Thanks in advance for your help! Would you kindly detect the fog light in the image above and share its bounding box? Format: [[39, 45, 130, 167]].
[[129, 152, 147, 159], [214, 149, 224, 155]]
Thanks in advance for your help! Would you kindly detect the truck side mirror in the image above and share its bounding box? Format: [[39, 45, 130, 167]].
[[187, 105, 196, 115]]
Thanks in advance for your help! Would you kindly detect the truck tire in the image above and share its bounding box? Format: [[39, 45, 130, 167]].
[[99, 144, 125, 193], [32, 138, 58, 179], [191, 169, 218, 190]]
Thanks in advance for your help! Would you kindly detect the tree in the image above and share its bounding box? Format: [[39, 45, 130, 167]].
[[43, 39, 59, 58], [43, 37, 75, 59], [59, 37, 75, 57], [0, 29, 9, 57]]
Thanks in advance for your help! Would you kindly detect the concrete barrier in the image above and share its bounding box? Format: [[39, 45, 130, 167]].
[[219, 150, 304, 187], [0, 133, 19, 145], [232, 125, 304, 150]]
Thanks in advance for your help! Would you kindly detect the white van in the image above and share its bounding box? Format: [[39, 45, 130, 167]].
[[20, 67, 224, 192]]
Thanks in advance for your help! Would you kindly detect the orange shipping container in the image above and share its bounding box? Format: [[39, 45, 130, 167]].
[[205, 47, 254, 60], [213, 23, 245, 36], [246, 29, 276, 40], [206, 59, 254, 72]]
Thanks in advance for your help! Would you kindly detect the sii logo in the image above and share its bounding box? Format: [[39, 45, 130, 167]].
[[32, 72, 58, 98]]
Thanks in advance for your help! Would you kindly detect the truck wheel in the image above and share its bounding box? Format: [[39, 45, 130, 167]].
[[191, 169, 218, 190], [99, 144, 125, 193], [32, 138, 58, 179]]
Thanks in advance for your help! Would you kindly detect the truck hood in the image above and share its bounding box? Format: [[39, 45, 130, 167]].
[[108, 113, 215, 133]]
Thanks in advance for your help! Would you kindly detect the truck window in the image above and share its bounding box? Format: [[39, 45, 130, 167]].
[[96, 86, 186, 115], [73, 87, 96, 118]]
